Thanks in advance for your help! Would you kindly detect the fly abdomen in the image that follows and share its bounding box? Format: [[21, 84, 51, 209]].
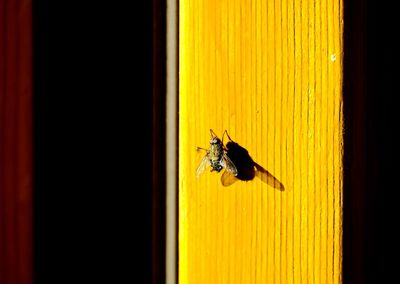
[[210, 160, 224, 172]]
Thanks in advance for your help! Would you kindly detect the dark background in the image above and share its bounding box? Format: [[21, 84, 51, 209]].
[[343, 0, 397, 283], [32, 0, 396, 283], [33, 1, 154, 283]]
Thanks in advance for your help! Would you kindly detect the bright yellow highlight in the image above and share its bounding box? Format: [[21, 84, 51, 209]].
[[179, 0, 343, 283]]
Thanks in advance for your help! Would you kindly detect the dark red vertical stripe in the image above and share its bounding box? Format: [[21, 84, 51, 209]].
[[4, 0, 19, 283], [0, 0, 4, 280], [17, 0, 33, 283], [0, 0, 32, 283]]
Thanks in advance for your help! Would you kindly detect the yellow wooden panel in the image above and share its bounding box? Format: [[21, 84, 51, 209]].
[[179, 0, 343, 283]]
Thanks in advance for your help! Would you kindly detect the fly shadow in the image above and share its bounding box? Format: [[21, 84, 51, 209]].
[[221, 132, 285, 191]]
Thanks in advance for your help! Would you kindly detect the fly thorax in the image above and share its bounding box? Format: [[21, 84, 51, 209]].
[[209, 143, 222, 158]]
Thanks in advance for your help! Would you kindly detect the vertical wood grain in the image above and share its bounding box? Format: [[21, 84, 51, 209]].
[[179, 0, 343, 282]]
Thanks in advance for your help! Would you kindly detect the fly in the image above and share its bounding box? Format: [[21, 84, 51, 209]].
[[196, 129, 238, 178]]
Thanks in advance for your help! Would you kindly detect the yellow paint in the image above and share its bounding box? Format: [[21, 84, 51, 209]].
[[179, 0, 343, 283]]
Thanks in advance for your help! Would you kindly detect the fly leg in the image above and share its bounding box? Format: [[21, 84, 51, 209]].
[[222, 130, 233, 151], [209, 129, 218, 138]]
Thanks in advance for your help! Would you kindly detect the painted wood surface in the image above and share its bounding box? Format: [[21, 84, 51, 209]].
[[179, 0, 343, 282]]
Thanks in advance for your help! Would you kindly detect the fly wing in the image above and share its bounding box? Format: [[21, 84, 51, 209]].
[[196, 155, 211, 177], [221, 170, 239, 186], [221, 153, 238, 176]]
